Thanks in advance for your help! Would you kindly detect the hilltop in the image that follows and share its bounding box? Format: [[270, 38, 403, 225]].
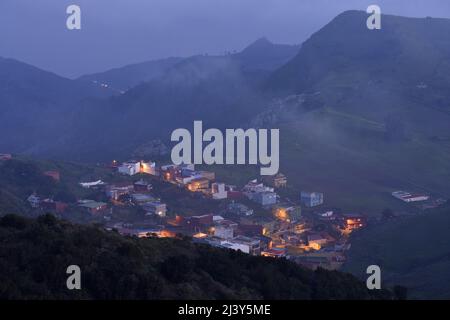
[[260, 11, 450, 213]]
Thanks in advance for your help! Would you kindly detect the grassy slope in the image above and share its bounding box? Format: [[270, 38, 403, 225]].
[[253, 12, 450, 215], [277, 107, 450, 215], [0, 157, 113, 206], [342, 204, 450, 299], [207, 101, 450, 216]]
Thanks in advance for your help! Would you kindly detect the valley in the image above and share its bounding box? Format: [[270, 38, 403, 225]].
[[1, 9, 450, 299]]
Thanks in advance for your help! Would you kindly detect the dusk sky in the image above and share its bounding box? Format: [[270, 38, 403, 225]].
[[1, 0, 449, 78]]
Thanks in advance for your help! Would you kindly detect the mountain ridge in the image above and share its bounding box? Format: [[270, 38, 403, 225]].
[[267, 10, 450, 95], [77, 38, 301, 92]]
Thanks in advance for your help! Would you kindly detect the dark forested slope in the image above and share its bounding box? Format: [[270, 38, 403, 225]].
[[0, 214, 394, 300]]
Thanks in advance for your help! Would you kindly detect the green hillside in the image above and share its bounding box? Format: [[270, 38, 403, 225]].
[[343, 203, 450, 299], [0, 157, 113, 210], [257, 11, 450, 214], [275, 107, 450, 214], [0, 57, 112, 155]]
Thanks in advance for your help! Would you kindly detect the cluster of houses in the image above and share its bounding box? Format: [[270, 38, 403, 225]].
[[82, 178, 167, 217], [15, 153, 450, 273], [113, 160, 229, 200], [129, 164, 362, 268], [26, 160, 167, 218], [24, 158, 369, 271], [27, 193, 69, 214], [160, 164, 228, 200], [140, 203, 366, 270], [103, 161, 362, 270], [166, 213, 271, 255], [27, 189, 108, 216], [262, 209, 367, 268]]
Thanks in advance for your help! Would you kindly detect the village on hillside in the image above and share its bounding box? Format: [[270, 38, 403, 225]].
[[0, 153, 442, 271]]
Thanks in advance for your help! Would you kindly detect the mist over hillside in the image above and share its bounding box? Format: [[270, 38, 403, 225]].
[[2, 11, 450, 211], [263, 11, 450, 213], [0, 38, 299, 160], [78, 38, 300, 91], [1, 7, 450, 301], [0, 57, 114, 155]]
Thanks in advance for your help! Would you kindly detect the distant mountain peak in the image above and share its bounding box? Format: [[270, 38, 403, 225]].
[[253, 36, 272, 45], [242, 37, 274, 52], [267, 10, 450, 94], [234, 37, 301, 72]]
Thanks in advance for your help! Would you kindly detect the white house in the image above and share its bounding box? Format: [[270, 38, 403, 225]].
[[219, 236, 260, 255], [214, 220, 238, 240], [214, 225, 234, 239], [140, 161, 157, 175], [79, 180, 105, 188], [212, 182, 228, 200], [392, 191, 430, 203], [118, 161, 141, 176], [27, 194, 41, 208], [220, 240, 251, 254]]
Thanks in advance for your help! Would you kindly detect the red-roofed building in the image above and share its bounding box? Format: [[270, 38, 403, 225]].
[[43, 171, 60, 182], [0, 153, 12, 161], [184, 214, 214, 232], [40, 199, 68, 214], [227, 191, 244, 199]]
